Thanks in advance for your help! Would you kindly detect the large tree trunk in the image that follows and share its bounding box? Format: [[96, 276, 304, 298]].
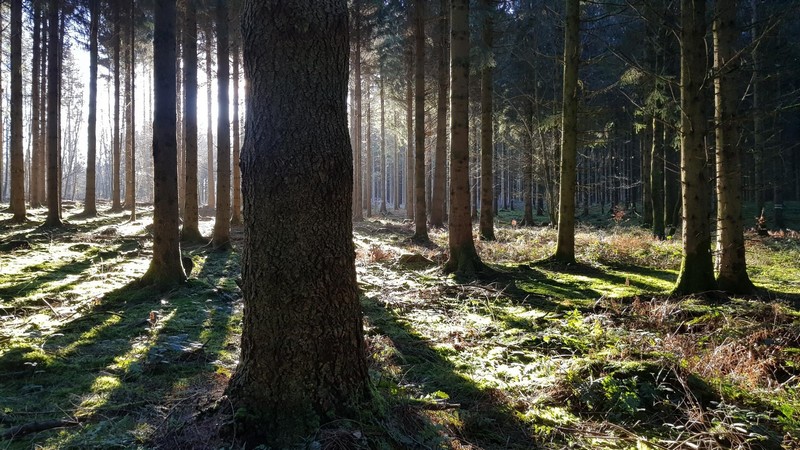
[[44, 0, 61, 227], [205, 25, 215, 208], [83, 0, 98, 216], [445, 0, 483, 275], [228, 1, 369, 445], [142, 0, 186, 286], [430, 0, 449, 228], [554, 0, 579, 263], [212, 0, 231, 247], [673, 0, 716, 295], [9, 0, 26, 222], [111, 1, 122, 212], [176, 0, 184, 218], [181, 0, 203, 242], [714, 0, 754, 294], [231, 29, 243, 225], [750, 0, 764, 215], [412, 0, 428, 241], [478, 0, 494, 241], [124, 0, 136, 219]]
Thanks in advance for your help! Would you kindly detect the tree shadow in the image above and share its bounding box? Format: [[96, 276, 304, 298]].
[[362, 297, 543, 449]]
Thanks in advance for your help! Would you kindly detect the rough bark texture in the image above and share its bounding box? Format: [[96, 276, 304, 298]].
[[205, 25, 215, 208], [231, 30, 243, 225], [29, 2, 42, 208], [10, 0, 26, 222], [124, 0, 136, 219], [141, 0, 186, 286], [44, 0, 61, 227], [37, 21, 48, 206], [445, 0, 483, 275], [83, 0, 98, 216], [176, 0, 184, 217], [111, 1, 122, 212], [714, 0, 754, 294], [673, 0, 716, 295], [212, 0, 231, 247], [181, 0, 203, 242], [750, 0, 764, 214], [228, 1, 369, 445], [479, 0, 494, 241], [554, 0, 579, 263], [430, 0, 449, 228], [365, 83, 372, 217], [412, 0, 428, 241]]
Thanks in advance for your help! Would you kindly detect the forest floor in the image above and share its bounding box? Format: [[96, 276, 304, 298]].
[[0, 202, 799, 449]]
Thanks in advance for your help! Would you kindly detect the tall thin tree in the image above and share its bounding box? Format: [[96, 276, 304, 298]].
[[673, 0, 716, 294], [714, 0, 755, 294], [478, 0, 495, 241], [142, 0, 186, 286], [553, 0, 579, 263], [124, 0, 136, 220], [430, 0, 449, 228], [212, 0, 231, 247], [111, 1, 122, 212], [29, 1, 42, 208], [9, 0, 26, 222], [205, 24, 215, 208], [412, 0, 428, 242], [43, 0, 61, 227], [181, 0, 203, 241], [83, 0, 99, 216], [231, 24, 243, 225], [445, 0, 483, 274]]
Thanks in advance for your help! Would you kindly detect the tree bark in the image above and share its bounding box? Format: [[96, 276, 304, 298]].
[[750, 0, 764, 215], [141, 0, 186, 286], [29, 1, 42, 208], [379, 65, 388, 214], [0, 7, 3, 204], [9, 0, 26, 222], [37, 17, 48, 206], [205, 25, 215, 208], [352, 0, 363, 221], [651, 117, 665, 239], [228, 1, 369, 445], [83, 0, 98, 216], [365, 78, 372, 217], [412, 0, 428, 241], [44, 0, 61, 227], [405, 31, 414, 219], [181, 0, 203, 242], [111, 1, 122, 212], [553, 0, 579, 263], [430, 0, 449, 228], [124, 0, 136, 219], [479, 0, 494, 241], [673, 0, 716, 295], [176, 0, 184, 218], [212, 0, 231, 247], [714, 0, 754, 294], [445, 0, 483, 275]]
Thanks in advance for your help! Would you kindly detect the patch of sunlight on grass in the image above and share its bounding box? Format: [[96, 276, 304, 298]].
[[91, 375, 121, 393], [58, 314, 122, 356]]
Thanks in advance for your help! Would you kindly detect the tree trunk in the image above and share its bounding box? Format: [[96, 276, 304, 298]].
[[521, 124, 535, 226], [365, 79, 372, 217], [0, 7, 3, 204], [83, 0, 98, 216], [412, 0, 428, 241], [405, 33, 414, 219], [181, 0, 203, 242], [352, 0, 363, 221], [111, 1, 122, 212], [673, 0, 716, 295], [479, 0, 495, 241], [379, 65, 388, 214], [642, 120, 652, 227], [141, 0, 186, 286], [554, 0, 579, 263], [430, 0, 449, 228], [44, 0, 61, 227], [29, 1, 42, 208], [212, 0, 231, 247], [176, 0, 184, 217], [124, 0, 136, 220], [651, 117, 665, 239], [9, 0, 26, 222], [750, 0, 764, 215], [205, 25, 215, 209], [714, 0, 754, 294], [228, 1, 369, 445], [445, 0, 483, 275], [37, 18, 48, 205], [231, 29, 243, 225]]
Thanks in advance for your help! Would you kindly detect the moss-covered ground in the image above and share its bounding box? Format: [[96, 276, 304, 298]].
[[1, 202, 799, 449]]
